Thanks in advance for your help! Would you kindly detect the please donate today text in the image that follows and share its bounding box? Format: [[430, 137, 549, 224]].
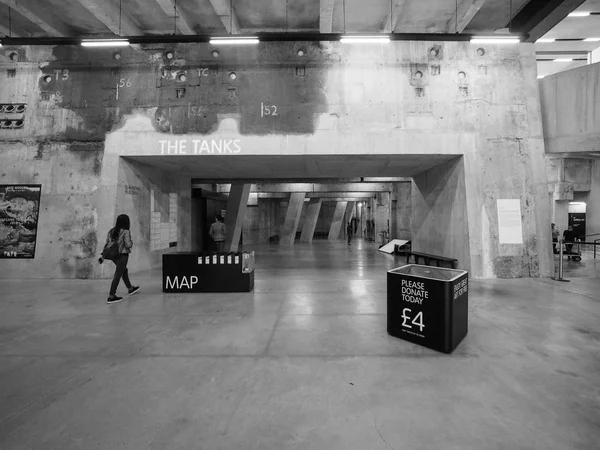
[[401, 279, 428, 305]]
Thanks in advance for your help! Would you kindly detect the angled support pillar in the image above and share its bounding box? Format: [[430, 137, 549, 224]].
[[300, 198, 323, 243], [224, 183, 251, 253], [328, 201, 348, 240], [280, 193, 306, 246]]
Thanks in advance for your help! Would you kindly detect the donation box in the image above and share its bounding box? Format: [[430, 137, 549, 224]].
[[387, 264, 468, 354]]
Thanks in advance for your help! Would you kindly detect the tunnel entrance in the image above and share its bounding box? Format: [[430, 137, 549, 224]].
[[119, 153, 471, 272]]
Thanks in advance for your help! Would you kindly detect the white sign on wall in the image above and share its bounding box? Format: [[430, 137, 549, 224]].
[[497, 199, 523, 244]]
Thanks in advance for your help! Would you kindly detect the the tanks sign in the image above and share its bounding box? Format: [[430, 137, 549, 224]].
[[0, 184, 42, 259], [159, 139, 241, 155]]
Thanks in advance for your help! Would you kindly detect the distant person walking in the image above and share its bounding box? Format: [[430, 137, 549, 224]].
[[551, 223, 559, 254], [347, 221, 353, 245], [99, 214, 139, 304], [209, 215, 227, 252]]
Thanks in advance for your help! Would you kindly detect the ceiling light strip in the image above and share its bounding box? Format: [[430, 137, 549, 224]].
[[470, 36, 520, 44], [341, 35, 390, 44], [209, 37, 259, 45], [81, 39, 130, 47]]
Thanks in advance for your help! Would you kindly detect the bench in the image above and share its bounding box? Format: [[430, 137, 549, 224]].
[[407, 251, 458, 269]]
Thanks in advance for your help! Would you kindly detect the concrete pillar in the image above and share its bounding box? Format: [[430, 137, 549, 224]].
[[328, 201, 348, 240], [586, 160, 600, 237], [224, 183, 251, 253], [345, 201, 356, 238], [300, 198, 322, 243], [280, 192, 306, 246], [551, 182, 574, 236]]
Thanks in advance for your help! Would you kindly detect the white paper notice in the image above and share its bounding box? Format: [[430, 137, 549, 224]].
[[497, 199, 523, 244]]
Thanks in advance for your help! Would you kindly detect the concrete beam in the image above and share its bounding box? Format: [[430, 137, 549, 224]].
[[0, 0, 71, 36], [0, 24, 19, 37], [208, 0, 240, 34], [155, 0, 194, 34], [224, 183, 251, 253], [194, 178, 410, 184], [320, 0, 335, 33], [217, 183, 391, 193], [328, 201, 348, 240], [446, 0, 487, 33], [382, 0, 407, 33], [75, 0, 142, 36], [509, 0, 587, 43], [300, 199, 323, 243], [247, 193, 376, 200], [280, 192, 305, 246]]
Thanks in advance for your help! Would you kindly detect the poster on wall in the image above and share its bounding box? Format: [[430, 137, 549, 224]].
[[0, 184, 42, 258], [497, 199, 524, 244]]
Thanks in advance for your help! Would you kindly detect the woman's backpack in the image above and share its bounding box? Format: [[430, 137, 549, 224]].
[[101, 238, 119, 261]]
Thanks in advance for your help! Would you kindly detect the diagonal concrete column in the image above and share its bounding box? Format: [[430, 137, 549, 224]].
[[328, 201, 348, 240], [224, 183, 251, 253], [300, 198, 323, 243], [280, 193, 306, 246]]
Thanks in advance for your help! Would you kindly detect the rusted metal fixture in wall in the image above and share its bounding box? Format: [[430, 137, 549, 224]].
[[0, 104, 26, 129]]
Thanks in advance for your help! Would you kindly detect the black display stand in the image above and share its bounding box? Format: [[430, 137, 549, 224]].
[[387, 264, 468, 354], [162, 252, 254, 293]]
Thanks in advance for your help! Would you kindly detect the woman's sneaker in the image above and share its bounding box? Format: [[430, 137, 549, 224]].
[[128, 286, 140, 296], [107, 296, 123, 304]]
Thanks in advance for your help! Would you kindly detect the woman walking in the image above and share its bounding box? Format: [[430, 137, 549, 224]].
[[99, 214, 140, 304]]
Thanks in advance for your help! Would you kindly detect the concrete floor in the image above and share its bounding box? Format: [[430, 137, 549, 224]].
[[1, 241, 599, 450]]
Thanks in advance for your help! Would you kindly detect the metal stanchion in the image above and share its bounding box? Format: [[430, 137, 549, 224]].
[[552, 237, 570, 282]]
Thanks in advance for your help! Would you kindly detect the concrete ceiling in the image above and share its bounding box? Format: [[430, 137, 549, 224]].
[[0, 0, 595, 79], [126, 154, 458, 179], [0, 0, 584, 37], [535, 0, 600, 77]]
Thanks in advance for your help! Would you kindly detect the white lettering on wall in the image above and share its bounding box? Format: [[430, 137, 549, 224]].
[[158, 139, 241, 155]]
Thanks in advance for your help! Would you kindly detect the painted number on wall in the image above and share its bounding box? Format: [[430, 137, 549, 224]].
[[118, 78, 133, 88], [55, 69, 69, 81], [401, 308, 425, 332], [260, 103, 278, 117], [198, 68, 209, 77]]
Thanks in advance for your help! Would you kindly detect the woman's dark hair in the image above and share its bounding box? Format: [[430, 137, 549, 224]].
[[111, 214, 130, 240]]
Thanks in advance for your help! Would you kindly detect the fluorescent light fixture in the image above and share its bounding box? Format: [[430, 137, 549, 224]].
[[81, 39, 129, 47], [537, 75, 545, 79], [470, 36, 520, 44], [554, 58, 573, 62], [584, 37, 600, 42], [209, 37, 258, 45], [341, 35, 390, 44], [536, 39, 555, 43], [568, 12, 590, 17]]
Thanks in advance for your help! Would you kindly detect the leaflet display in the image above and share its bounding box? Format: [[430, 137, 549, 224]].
[[163, 251, 255, 293]]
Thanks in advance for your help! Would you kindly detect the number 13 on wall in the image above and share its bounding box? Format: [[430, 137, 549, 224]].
[[401, 308, 425, 332]]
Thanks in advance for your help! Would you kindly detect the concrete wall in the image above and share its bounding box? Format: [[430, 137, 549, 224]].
[[539, 62, 600, 154], [412, 158, 471, 272], [391, 182, 411, 240], [0, 141, 103, 279], [0, 41, 551, 278]]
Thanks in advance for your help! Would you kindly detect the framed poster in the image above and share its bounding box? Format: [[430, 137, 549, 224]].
[[0, 184, 42, 258], [497, 199, 524, 244]]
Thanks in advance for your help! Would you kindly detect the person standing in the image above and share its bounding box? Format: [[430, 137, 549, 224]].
[[563, 225, 576, 254], [99, 214, 140, 304], [209, 215, 227, 252], [551, 223, 560, 254]]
